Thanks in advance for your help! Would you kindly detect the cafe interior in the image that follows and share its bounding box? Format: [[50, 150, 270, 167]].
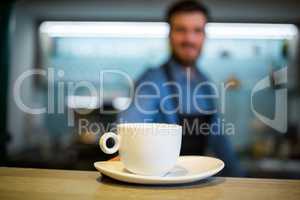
[[0, 0, 300, 180]]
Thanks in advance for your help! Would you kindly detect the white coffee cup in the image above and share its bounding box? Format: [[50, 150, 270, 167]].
[[99, 123, 182, 176]]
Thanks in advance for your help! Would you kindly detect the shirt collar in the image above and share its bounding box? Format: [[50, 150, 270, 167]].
[[168, 57, 201, 82]]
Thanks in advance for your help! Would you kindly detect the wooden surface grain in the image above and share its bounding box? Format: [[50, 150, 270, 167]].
[[0, 167, 299, 200]]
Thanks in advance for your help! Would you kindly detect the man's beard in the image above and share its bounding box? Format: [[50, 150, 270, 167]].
[[171, 42, 202, 67], [171, 51, 199, 67]]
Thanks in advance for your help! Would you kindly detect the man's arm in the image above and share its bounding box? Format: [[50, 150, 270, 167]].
[[209, 114, 244, 177]]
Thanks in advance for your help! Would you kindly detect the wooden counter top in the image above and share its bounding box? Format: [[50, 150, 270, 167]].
[[0, 167, 299, 200]]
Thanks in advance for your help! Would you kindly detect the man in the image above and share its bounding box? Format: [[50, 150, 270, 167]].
[[118, 0, 243, 176]]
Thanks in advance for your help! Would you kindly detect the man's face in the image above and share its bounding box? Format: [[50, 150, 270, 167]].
[[169, 12, 206, 66]]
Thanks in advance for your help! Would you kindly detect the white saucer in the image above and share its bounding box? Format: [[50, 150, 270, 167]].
[[94, 156, 224, 185]]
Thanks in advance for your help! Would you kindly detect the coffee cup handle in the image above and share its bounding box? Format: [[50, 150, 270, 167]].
[[99, 132, 119, 154]]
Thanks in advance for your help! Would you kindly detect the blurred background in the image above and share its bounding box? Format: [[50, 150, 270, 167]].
[[0, 0, 300, 178]]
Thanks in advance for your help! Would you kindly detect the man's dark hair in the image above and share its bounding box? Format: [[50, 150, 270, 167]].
[[166, 0, 210, 24]]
